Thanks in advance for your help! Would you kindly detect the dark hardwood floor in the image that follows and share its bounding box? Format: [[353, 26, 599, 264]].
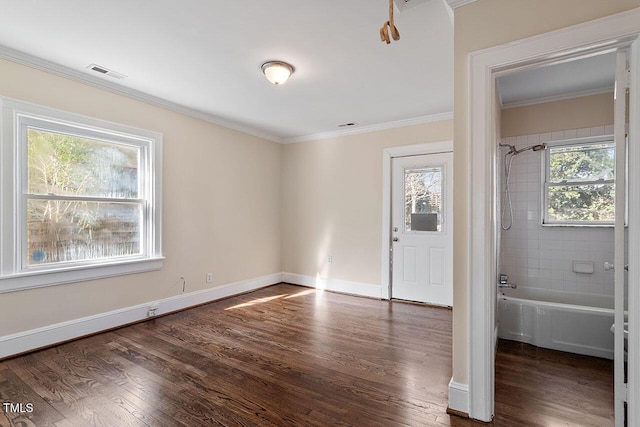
[[0, 283, 613, 426], [493, 340, 614, 427]]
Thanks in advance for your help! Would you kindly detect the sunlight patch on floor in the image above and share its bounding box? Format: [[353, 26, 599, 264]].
[[224, 294, 288, 310], [284, 289, 317, 299]]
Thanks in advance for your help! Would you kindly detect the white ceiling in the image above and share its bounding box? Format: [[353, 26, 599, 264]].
[[0, 0, 455, 143], [497, 51, 617, 108], [0, 0, 617, 141]]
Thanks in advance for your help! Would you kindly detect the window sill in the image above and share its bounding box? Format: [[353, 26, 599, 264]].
[[541, 223, 614, 228], [0, 257, 164, 293], [541, 223, 627, 228]]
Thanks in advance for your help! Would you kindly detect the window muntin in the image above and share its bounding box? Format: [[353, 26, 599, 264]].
[[0, 98, 163, 292], [544, 137, 616, 225]]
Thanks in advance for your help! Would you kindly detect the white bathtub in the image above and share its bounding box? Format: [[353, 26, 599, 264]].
[[498, 287, 615, 359]]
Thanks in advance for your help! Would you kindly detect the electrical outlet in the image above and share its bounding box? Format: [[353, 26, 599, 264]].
[[206, 272, 213, 283], [327, 256, 332, 264], [147, 304, 158, 318]]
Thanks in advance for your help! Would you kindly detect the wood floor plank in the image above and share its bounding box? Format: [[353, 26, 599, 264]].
[[0, 365, 65, 427], [0, 283, 613, 426], [117, 323, 411, 425]]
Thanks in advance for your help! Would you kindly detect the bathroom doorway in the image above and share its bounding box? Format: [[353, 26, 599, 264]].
[[494, 49, 623, 425], [466, 12, 640, 425]]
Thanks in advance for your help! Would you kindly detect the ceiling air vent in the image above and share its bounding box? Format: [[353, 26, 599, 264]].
[[394, 0, 429, 12], [86, 64, 126, 79]]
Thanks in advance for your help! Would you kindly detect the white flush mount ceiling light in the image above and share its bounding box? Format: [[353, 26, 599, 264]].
[[261, 61, 295, 85]]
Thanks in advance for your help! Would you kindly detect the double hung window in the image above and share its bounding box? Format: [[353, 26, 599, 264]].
[[0, 98, 163, 292], [543, 136, 616, 225]]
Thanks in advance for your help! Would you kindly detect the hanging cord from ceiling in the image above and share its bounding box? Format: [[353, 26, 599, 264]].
[[380, 0, 400, 44]]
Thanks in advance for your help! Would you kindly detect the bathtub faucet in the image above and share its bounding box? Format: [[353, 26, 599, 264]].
[[498, 274, 517, 289]]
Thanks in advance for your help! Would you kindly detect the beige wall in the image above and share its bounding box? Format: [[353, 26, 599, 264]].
[[501, 92, 614, 137], [453, 0, 640, 386], [0, 57, 451, 341], [0, 58, 283, 336], [282, 121, 452, 286], [0, 54, 452, 343]]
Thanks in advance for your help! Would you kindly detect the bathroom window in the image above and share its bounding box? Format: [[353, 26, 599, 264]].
[[543, 136, 616, 225], [0, 98, 163, 292]]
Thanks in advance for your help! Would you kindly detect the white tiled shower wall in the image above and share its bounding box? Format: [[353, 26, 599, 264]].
[[499, 125, 615, 296]]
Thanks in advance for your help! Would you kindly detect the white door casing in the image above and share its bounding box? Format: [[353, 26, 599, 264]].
[[381, 140, 453, 302], [467, 8, 640, 423], [628, 36, 640, 427], [391, 153, 453, 306], [613, 48, 628, 427]]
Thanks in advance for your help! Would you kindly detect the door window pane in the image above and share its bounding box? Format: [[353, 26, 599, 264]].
[[404, 166, 443, 232]]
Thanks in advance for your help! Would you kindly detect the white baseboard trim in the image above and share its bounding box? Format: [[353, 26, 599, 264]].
[[282, 272, 383, 299], [0, 272, 283, 359], [448, 378, 470, 415]]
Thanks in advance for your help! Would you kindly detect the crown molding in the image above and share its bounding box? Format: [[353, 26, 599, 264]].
[[0, 45, 283, 143], [446, 0, 478, 9], [0, 44, 452, 145], [501, 85, 614, 109], [282, 112, 453, 144]]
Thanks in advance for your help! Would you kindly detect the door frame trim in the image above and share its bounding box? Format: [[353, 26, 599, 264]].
[[628, 37, 640, 427], [381, 140, 453, 301], [468, 8, 640, 423]]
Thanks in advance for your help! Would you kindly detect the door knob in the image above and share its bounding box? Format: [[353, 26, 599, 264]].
[[392, 237, 399, 242]]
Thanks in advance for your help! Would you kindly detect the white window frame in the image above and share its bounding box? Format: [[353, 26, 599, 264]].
[[0, 97, 163, 293], [402, 163, 447, 234], [542, 135, 616, 227]]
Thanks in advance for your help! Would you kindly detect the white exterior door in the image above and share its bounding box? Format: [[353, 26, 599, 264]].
[[391, 152, 453, 306]]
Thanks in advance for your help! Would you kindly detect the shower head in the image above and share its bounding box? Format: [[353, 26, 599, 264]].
[[512, 143, 547, 155], [498, 143, 517, 154]]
